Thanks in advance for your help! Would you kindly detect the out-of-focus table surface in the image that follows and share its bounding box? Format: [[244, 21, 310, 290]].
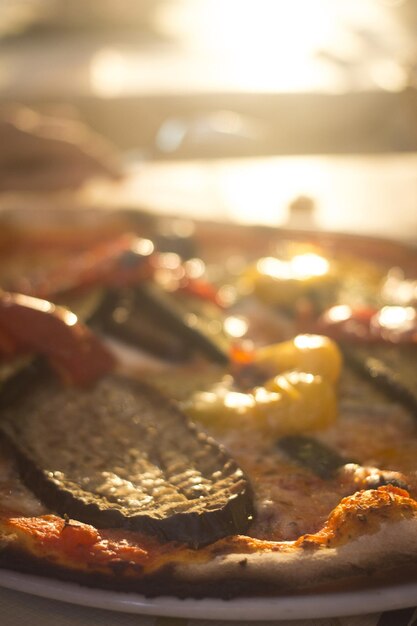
[[87, 152, 417, 245]]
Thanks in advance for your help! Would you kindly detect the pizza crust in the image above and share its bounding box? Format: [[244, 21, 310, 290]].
[[1, 486, 416, 598], [1, 515, 416, 599], [171, 486, 417, 596], [173, 517, 417, 596]]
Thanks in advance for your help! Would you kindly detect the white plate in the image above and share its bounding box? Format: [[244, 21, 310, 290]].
[[0, 569, 416, 621]]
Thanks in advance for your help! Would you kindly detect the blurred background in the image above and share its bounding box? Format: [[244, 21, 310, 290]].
[[1, 0, 417, 240]]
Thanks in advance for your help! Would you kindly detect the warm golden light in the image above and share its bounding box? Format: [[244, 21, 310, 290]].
[[224, 392, 255, 411], [11, 293, 54, 315], [158, 253, 182, 270], [253, 387, 281, 405], [291, 254, 330, 279], [184, 258, 206, 279], [156, 0, 338, 92], [154, 0, 405, 94], [62, 310, 78, 327], [257, 258, 289, 281], [81, 0, 412, 100], [257, 254, 330, 281], [377, 306, 416, 330], [224, 315, 249, 338], [5, 293, 79, 327], [132, 238, 155, 257], [294, 334, 328, 351], [90, 49, 130, 98], [324, 305, 353, 323]]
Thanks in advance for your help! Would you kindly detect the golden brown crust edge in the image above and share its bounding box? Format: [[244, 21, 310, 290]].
[[1, 487, 417, 598], [1, 518, 417, 599]]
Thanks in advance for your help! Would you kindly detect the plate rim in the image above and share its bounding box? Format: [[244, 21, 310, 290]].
[[0, 569, 416, 621]]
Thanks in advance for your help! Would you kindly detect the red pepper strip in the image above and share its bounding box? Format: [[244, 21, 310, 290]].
[[230, 342, 255, 365], [317, 305, 417, 344], [11, 232, 225, 313], [0, 291, 115, 386], [178, 277, 224, 308], [12, 233, 155, 300]]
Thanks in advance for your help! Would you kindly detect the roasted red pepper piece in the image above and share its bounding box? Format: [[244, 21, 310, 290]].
[[12, 233, 155, 300], [0, 291, 115, 386], [10, 232, 226, 317], [178, 277, 223, 307], [316, 304, 417, 344]]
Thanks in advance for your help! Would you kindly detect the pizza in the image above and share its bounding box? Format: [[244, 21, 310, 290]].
[[0, 207, 416, 600]]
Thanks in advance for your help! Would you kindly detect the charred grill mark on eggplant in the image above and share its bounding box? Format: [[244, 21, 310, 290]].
[[0, 372, 253, 547]]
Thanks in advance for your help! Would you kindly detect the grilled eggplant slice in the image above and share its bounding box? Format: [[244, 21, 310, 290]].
[[92, 283, 230, 364], [0, 368, 253, 547], [91, 288, 192, 360]]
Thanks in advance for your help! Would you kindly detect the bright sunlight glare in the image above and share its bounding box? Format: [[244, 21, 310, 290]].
[[154, 0, 398, 93]]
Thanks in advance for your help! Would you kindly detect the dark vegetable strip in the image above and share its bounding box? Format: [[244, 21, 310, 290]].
[[91, 288, 191, 361], [277, 435, 351, 479], [135, 283, 230, 364], [344, 345, 417, 419], [93, 283, 230, 364], [277, 434, 409, 489]]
